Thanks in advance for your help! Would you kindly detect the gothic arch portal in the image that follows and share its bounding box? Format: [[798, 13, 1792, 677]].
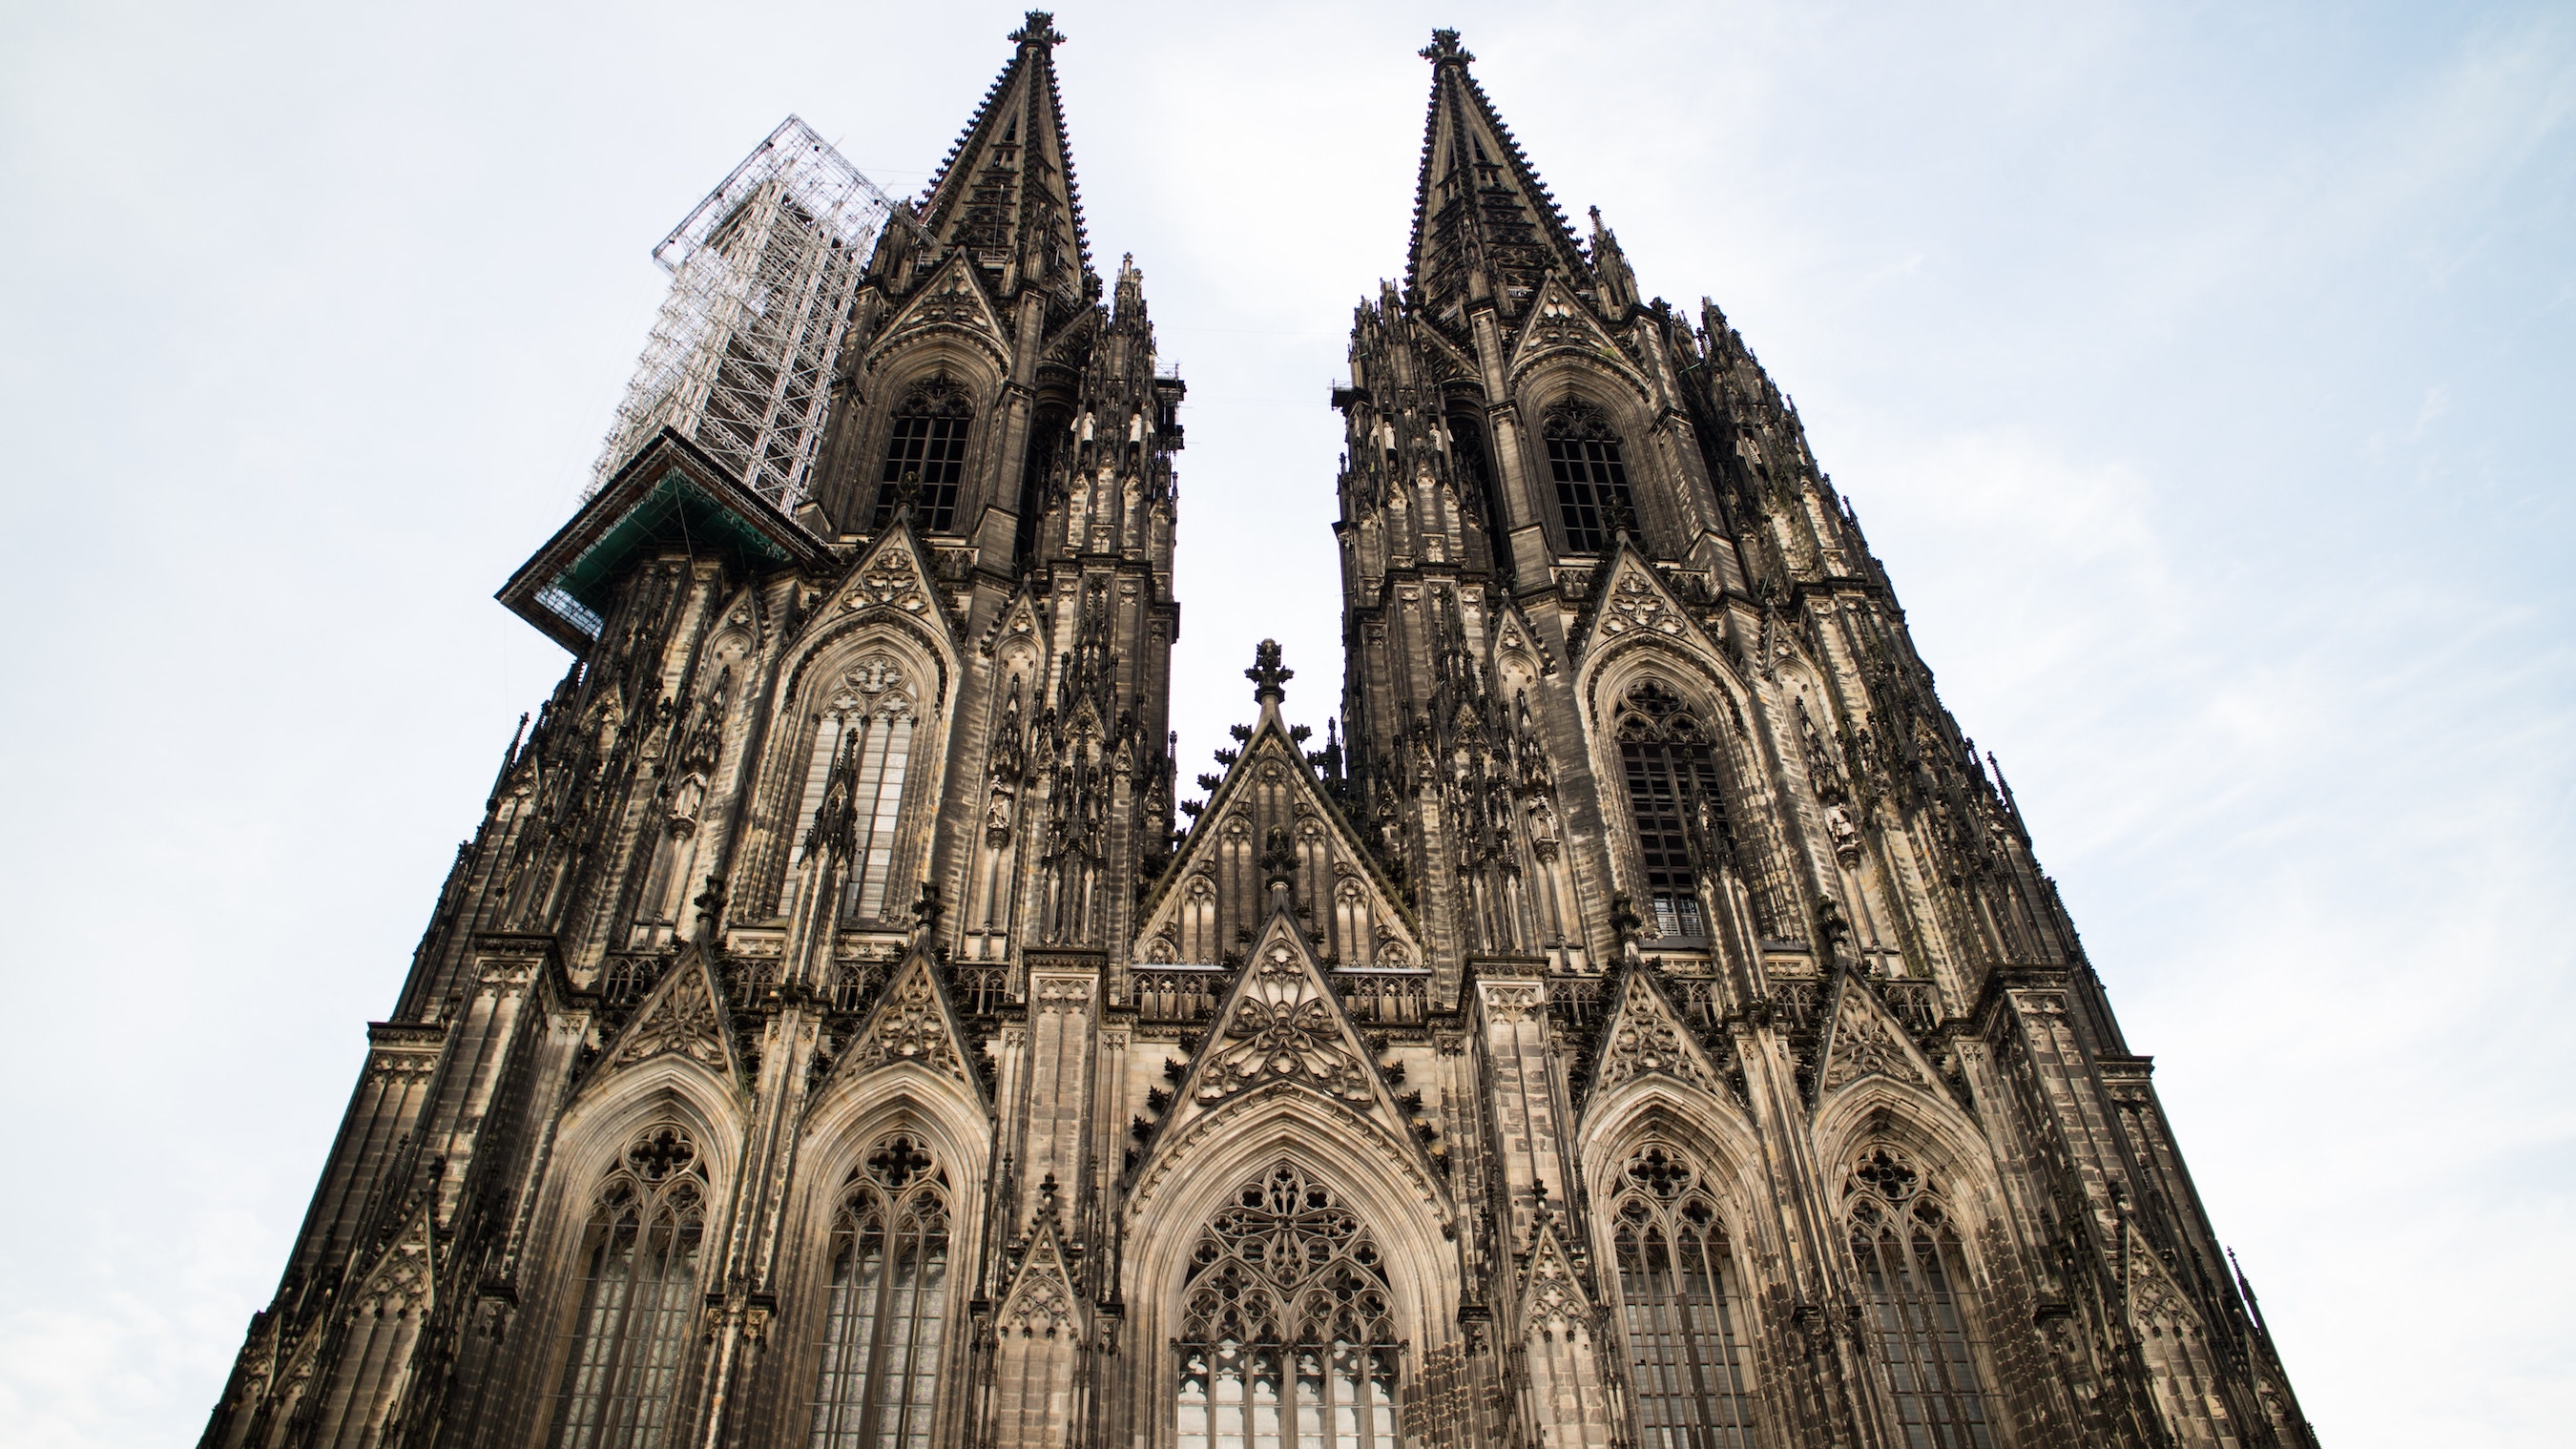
[[1123, 1112, 1458, 1449]]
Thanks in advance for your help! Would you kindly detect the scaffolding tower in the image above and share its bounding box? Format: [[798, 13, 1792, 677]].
[[590, 116, 904, 511]]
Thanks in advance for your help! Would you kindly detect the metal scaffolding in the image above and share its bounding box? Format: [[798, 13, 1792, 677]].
[[590, 116, 903, 510]]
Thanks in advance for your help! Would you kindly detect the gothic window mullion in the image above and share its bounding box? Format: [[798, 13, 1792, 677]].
[[1611, 1149, 1759, 1449]]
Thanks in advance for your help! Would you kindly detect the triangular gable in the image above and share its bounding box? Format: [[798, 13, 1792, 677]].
[[1506, 274, 1641, 382], [1139, 907, 1433, 1182], [996, 1222, 1087, 1341], [1517, 1217, 1595, 1344], [1587, 966, 1727, 1103], [977, 579, 1049, 658], [347, 1201, 435, 1319], [1490, 596, 1559, 678], [1815, 973, 1942, 1099], [815, 519, 955, 644], [864, 254, 1014, 371], [2122, 1221, 2206, 1335], [601, 948, 738, 1082], [1133, 712, 1419, 963], [820, 946, 987, 1107], [1569, 540, 1723, 665]]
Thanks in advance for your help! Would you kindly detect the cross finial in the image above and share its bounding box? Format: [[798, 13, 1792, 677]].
[[1420, 29, 1474, 65], [1246, 639, 1293, 704], [1011, 10, 1065, 49]]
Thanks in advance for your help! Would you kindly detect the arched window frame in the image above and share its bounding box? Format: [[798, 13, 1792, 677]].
[[871, 377, 974, 534], [545, 1125, 711, 1449], [1611, 680, 1729, 942], [1174, 1162, 1402, 1449], [1605, 1143, 1761, 1449], [807, 1134, 952, 1449], [1842, 1146, 1997, 1449], [779, 653, 923, 922], [1541, 398, 1635, 556]]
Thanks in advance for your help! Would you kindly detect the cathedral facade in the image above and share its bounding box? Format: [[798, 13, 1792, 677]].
[[202, 18, 2315, 1449]]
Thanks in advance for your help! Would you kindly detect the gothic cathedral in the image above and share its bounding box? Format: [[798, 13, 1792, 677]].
[[203, 19, 2315, 1449]]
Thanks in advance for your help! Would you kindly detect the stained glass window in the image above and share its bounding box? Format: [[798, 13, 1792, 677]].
[[809, 1135, 950, 1449], [1610, 1146, 1760, 1449], [547, 1127, 708, 1449], [1845, 1148, 1994, 1449], [1175, 1164, 1401, 1449]]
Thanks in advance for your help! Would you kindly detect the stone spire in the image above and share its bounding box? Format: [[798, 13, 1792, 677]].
[[913, 10, 1091, 297], [1405, 29, 1591, 321]]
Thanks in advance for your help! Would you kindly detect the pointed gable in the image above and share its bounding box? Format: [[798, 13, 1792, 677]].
[[602, 949, 737, 1081], [866, 255, 1014, 371], [1568, 541, 1721, 664], [816, 521, 955, 644], [997, 1222, 1086, 1340], [1816, 973, 1942, 1098], [1134, 673, 1420, 973], [915, 12, 1090, 295], [1507, 274, 1639, 383], [1139, 909, 1437, 1194], [1408, 30, 1591, 319], [1587, 967, 1727, 1102], [1518, 1217, 1596, 1344], [825, 946, 987, 1103]]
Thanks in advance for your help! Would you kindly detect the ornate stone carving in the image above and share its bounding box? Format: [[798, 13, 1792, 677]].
[[1196, 944, 1375, 1107], [843, 954, 969, 1086]]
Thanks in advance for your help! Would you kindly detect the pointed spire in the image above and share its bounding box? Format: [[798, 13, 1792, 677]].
[[1407, 29, 1590, 319], [914, 11, 1091, 295]]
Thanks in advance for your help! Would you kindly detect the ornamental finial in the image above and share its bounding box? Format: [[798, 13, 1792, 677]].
[[1246, 639, 1293, 704], [1010, 10, 1065, 48], [1420, 29, 1474, 66]]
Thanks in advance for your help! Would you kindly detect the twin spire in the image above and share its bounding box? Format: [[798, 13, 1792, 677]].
[[913, 20, 1586, 319]]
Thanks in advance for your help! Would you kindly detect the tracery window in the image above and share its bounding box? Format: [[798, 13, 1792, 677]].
[[1175, 1164, 1400, 1449], [1844, 1148, 1995, 1449], [871, 378, 972, 533], [546, 1127, 708, 1449], [809, 1135, 950, 1449], [781, 656, 917, 921], [1544, 400, 1633, 554], [1610, 1146, 1760, 1449], [1615, 682, 1725, 941]]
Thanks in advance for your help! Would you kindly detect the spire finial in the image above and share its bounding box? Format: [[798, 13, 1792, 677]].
[[1420, 29, 1474, 65], [1246, 639, 1293, 704], [1010, 10, 1065, 49]]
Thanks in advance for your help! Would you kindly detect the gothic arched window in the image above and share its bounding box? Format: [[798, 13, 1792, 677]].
[[871, 378, 972, 533], [809, 1136, 950, 1449], [1615, 682, 1726, 941], [1844, 1148, 1995, 1449], [1543, 400, 1633, 555], [1610, 1146, 1760, 1449], [1175, 1164, 1400, 1449], [546, 1127, 708, 1449], [780, 656, 919, 921]]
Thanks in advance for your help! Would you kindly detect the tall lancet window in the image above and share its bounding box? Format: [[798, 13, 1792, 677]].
[[547, 1126, 708, 1449], [1611, 1146, 1761, 1449], [781, 656, 918, 921], [872, 377, 972, 533], [1543, 399, 1633, 555], [809, 1136, 950, 1449], [1175, 1164, 1400, 1449], [1845, 1148, 1995, 1449], [1616, 681, 1725, 941]]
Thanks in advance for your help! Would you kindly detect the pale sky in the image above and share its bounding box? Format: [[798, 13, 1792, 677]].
[[3, 3, 2570, 1445]]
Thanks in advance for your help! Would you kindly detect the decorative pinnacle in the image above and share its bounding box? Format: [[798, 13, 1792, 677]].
[[1420, 29, 1474, 65], [1246, 639, 1293, 704], [1011, 10, 1065, 48]]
